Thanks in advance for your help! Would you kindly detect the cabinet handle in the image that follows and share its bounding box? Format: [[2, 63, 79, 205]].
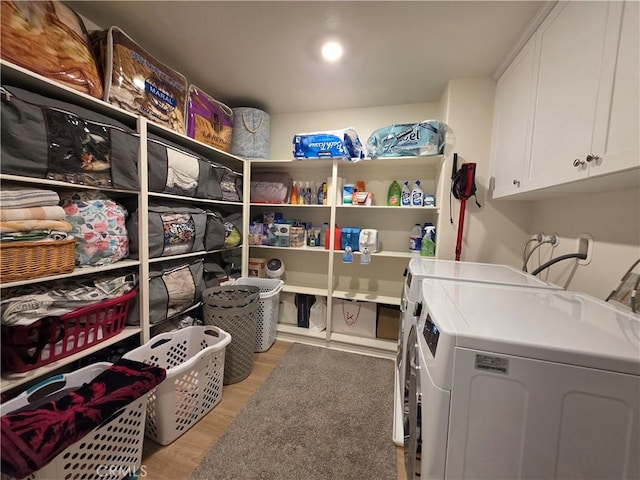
[[512, 179, 520, 187], [573, 158, 586, 167], [586, 153, 600, 163]]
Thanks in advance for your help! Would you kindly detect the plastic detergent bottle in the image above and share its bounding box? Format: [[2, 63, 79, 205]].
[[291, 181, 298, 205], [387, 180, 401, 206], [421, 226, 436, 257], [409, 223, 422, 252], [401, 181, 411, 207], [411, 180, 424, 207]]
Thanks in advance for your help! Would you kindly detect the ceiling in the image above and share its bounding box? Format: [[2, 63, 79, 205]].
[[71, 1, 545, 115]]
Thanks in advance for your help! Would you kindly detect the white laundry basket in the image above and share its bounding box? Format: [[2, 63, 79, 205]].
[[0, 363, 148, 480], [123, 325, 231, 446], [234, 277, 284, 352]]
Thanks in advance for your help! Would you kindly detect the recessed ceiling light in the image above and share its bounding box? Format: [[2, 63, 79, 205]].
[[321, 41, 343, 62]]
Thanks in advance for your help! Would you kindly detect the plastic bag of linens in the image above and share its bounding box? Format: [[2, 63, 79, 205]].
[[90, 26, 188, 133], [1, 1, 103, 99], [366, 120, 455, 158], [293, 127, 365, 162]]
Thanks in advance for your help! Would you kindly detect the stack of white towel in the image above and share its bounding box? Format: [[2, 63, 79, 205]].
[[0, 187, 72, 242]]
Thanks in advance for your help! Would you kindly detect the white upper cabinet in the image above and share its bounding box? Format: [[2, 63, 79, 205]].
[[491, 0, 638, 199], [490, 37, 537, 198], [596, 0, 639, 178]]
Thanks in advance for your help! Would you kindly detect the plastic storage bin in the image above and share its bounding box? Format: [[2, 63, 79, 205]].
[[234, 277, 284, 352], [122, 325, 231, 446], [202, 285, 260, 384], [1, 289, 136, 374], [0, 362, 147, 480]]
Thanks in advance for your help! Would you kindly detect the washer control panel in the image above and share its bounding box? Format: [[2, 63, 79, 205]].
[[422, 313, 440, 357]]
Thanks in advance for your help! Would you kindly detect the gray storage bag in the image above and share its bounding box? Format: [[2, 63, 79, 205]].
[[127, 258, 206, 325], [1, 84, 139, 189], [128, 205, 207, 259], [147, 134, 211, 198], [217, 166, 243, 202], [146, 134, 242, 202], [205, 210, 226, 251], [203, 261, 228, 288]]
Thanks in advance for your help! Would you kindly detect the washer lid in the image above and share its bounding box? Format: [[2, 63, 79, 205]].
[[408, 258, 560, 289], [423, 280, 640, 376]]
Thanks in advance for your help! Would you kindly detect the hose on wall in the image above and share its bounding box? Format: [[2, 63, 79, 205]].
[[530, 252, 588, 277]]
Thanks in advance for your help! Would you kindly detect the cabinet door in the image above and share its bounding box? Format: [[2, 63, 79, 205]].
[[527, 1, 621, 189], [490, 37, 537, 198], [591, 0, 639, 178]]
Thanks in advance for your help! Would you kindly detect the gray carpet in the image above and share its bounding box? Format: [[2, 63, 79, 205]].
[[189, 343, 397, 480]]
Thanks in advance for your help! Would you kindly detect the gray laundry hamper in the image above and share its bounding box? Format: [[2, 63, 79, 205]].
[[202, 285, 260, 384], [230, 107, 270, 159]]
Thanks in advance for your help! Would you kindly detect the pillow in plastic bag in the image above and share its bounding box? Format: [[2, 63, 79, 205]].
[[366, 120, 450, 158]]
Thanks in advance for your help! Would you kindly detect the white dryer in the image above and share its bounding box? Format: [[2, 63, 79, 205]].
[[405, 279, 640, 479], [394, 258, 560, 445]]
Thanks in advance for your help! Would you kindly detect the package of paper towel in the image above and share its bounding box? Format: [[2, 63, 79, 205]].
[[366, 120, 453, 158], [292, 127, 365, 162]]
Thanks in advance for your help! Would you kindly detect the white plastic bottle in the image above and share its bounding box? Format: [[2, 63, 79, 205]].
[[401, 181, 411, 207], [409, 223, 422, 252], [411, 180, 424, 207]]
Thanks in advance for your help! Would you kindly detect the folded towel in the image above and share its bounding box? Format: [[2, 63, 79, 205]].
[[0, 188, 60, 209], [1, 358, 166, 479], [0, 206, 66, 222], [1, 273, 136, 326], [0, 220, 72, 234]]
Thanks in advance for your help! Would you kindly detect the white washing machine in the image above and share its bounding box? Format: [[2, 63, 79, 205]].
[[404, 279, 640, 479], [394, 258, 561, 445]]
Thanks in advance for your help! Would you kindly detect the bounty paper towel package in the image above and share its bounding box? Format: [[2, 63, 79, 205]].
[[293, 127, 365, 161]]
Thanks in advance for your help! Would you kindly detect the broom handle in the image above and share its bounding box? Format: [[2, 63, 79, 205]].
[[455, 197, 467, 261]]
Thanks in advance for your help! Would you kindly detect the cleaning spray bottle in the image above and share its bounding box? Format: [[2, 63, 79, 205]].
[[387, 180, 401, 206], [420, 225, 436, 257], [401, 181, 411, 207], [411, 180, 424, 207]]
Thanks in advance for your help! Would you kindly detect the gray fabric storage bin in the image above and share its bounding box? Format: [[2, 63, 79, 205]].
[[128, 258, 205, 325], [1, 84, 139, 190], [147, 134, 213, 199], [128, 205, 207, 259], [147, 134, 242, 202], [204, 211, 226, 251], [230, 107, 270, 159]]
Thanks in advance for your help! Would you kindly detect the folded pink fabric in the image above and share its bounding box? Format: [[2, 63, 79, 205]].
[[0, 220, 73, 234], [0, 206, 66, 222]]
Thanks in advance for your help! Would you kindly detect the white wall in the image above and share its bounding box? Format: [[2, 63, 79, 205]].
[[528, 187, 640, 297], [269, 103, 441, 160], [438, 78, 532, 267], [269, 78, 639, 300]]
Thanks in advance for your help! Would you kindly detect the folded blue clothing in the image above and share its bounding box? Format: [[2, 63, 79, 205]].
[[293, 127, 365, 161]]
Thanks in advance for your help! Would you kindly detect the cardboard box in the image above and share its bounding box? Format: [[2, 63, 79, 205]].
[[331, 299, 376, 338], [377, 305, 400, 341], [248, 257, 266, 278], [274, 224, 290, 247], [249, 222, 264, 245]]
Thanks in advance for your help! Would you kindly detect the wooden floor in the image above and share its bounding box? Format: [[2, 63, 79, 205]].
[[141, 339, 407, 480]]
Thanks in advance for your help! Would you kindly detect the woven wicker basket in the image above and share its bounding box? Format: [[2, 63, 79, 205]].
[[0, 238, 76, 282]]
